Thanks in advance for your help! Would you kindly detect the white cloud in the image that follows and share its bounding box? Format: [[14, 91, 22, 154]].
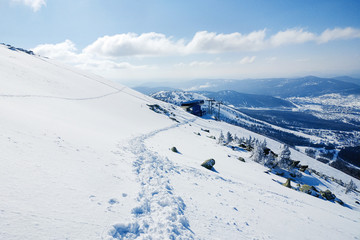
[[31, 27, 360, 80], [318, 27, 360, 43], [82, 30, 267, 57], [75, 59, 148, 71], [186, 83, 216, 91], [185, 30, 266, 53], [12, 0, 46, 12], [83, 32, 184, 57], [32, 40, 146, 71], [32, 40, 78, 61], [239, 56, 256, 64], [81, 27, 360, 58], [270, 28, 316, 46], [189, 61, 214, 67], [269, 27, 360, 46], [174, 61, 214, 68]]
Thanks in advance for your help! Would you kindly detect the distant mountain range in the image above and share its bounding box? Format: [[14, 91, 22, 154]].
[[333, 76, 360, 86], [134, 76, 360, 98], [133, 86, 180, 95], [151, 90, 295, 109], [198, 90, 296, 108]]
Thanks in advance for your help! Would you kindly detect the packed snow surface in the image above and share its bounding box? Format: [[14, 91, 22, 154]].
[[1, 45, 360, 239]]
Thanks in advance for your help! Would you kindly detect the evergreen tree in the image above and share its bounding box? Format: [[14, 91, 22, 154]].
[[225, 131, 233, 144], [345, 179, 357, 194], [263, 139, 267, 147], [217, 131, 225, 145], [233, 134, 239, 144], [264, 151, 275, 167], [276, 144, 292, 169], [250, 137, 256, 148], [246, 136, 252, 146], [251, 140, 266, 164]]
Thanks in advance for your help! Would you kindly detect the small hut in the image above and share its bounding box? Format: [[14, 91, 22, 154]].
[[180, 100, 205, 116]]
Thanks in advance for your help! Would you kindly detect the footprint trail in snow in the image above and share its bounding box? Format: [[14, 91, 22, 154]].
[[108, 121, 196, 240]]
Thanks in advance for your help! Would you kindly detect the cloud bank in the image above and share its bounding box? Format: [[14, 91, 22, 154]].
[[186, 30, 266, 53], [83, 32, 184, 57], [33, 40, 146, 71], [78, 27, 360, 57], [12, 0, 46, 12], [32, 27, 360, 80], [34, 27, 360, 59], [318, 27, 360, 43]]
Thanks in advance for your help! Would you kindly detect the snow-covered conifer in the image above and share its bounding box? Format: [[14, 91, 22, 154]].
[[225, 131, 233, 144], [345, 179, 358, 194], [264, 151, 275, 167], [251, 140, 267, 164], [246, 136, 252, 146], [233, 134, 239, 144], [276, 144, 292, 169], [217, 131, 225, 145]]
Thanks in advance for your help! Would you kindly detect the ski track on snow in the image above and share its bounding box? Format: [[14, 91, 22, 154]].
[[0, 89, 126, 101], [0, 87, 154, 104], [107, 119, 197, 240]]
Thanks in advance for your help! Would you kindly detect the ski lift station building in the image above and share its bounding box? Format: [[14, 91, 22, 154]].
[[180, 100, 205, 116]]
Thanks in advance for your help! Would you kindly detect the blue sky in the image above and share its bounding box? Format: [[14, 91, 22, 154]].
[[1, 0, 360, 82]]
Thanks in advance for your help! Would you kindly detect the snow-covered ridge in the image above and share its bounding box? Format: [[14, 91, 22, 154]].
[[1, 43, 35, 55], [151, 90, 207, 105], [1, 45, 360, 239], [151, 90, 295, 109], [136, 76, 360, 98], [0, 43, 126, 98]]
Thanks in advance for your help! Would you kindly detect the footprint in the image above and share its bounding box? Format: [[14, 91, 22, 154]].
[[108, 198, 119, 205], [89, 195, 96, 201]]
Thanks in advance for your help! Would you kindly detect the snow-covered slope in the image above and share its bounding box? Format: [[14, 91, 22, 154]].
[[1, 44, 360, 239]]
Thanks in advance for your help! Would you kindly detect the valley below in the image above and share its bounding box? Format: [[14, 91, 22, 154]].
[[146, 85, 360, 180]]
